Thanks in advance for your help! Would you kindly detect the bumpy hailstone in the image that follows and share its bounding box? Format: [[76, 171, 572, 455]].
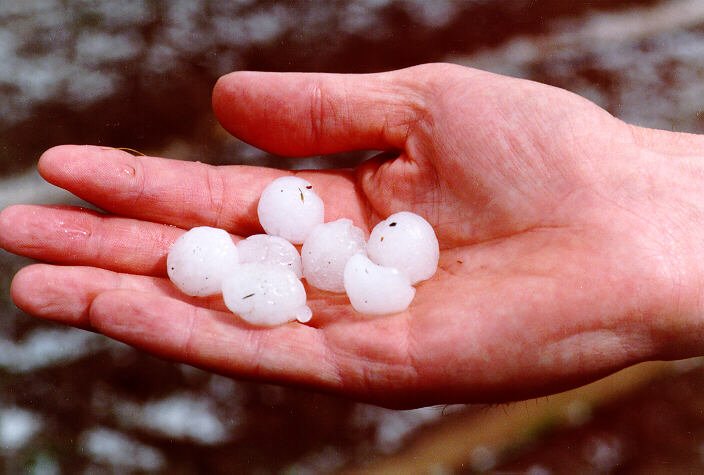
[[367, 211, 439, 284], [302, 219, 367, 293], [222, 263, 311, 326], [167, 226, 239, 297], [343, 254, 415, 315], [257, 176, 324, 244], [237, 234, 303, 278]]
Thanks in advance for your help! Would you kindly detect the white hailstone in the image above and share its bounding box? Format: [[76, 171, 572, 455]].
[[236, 234, 303, 278], [343, 254, 415, 315], [257, 176, 324, 244], [222, 263, 311, 326], [167, 227, 239, 297], [367, 211, 439, 284], [302, 219, 367, 293]]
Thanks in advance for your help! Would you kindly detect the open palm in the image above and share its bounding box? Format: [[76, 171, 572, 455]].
[[3, 63, 704, 408]]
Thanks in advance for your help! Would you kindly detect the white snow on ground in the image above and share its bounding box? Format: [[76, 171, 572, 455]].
[[79, 427, 166, 471], [0, 328, 109, 373], [452, 0, 704, 132], [0, 407, 42, 451], [352, 404, 464, 454], [0, 0, 495, 126], [114, 392, 232, 445]]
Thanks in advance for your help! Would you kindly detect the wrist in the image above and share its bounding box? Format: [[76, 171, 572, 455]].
[[601, 140, 704, 359]]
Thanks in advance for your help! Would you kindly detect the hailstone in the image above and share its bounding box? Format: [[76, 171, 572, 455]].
[[257, 176, 324, 244], [222, 263, 311, 326], [237, 234, 303, 278], [302, 219, 367, 292], [367, 211, 439, 284], [343, 254, 415, 315], [167, 226, 239, 297]]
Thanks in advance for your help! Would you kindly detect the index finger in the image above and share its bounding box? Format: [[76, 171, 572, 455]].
[[38, 145, 372, 235]]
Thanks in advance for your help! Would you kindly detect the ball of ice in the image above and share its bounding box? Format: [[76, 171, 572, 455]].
[[302, 219, 367, 293], [343, 254, 415, 315], [167, 227, 239, 297], [367, 211, 439, 284], [222, 263, 311, 326], [237, 234, 303, 278], [257, 176, 324, 244]]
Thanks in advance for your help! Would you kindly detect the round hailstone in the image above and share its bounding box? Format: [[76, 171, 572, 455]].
[[222, 263, 311, 326], [367, 211, 439, 284], [343, 254, 415, 315], [167, 226, 239, 297], [257, 176, 324, 244], [237, 234, 303, 278], [302, 219, 367, 293]]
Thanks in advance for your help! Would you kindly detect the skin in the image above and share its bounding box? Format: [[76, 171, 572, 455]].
[[2, 63, 704, 409]]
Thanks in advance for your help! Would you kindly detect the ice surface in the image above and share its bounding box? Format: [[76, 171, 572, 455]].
[[367, 211, 439, 284], [302, 219, 366, 292], [343, 254, 415, 315], [293, 306, 313, 323], [237, 234, 302, 278], [257, 176, 324, 244], [222, 263, 310, 326], [167, 226, 239, 297]]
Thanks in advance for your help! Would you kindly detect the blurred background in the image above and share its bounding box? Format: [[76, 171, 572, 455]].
[[2, 0, 704, 473]]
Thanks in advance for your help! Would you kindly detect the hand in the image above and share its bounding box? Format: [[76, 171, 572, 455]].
[[3, 63, 704, 408]]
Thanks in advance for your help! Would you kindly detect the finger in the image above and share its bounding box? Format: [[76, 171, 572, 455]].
[[38, 146, 371, 234], [0, 204, 185, 275], [9, 262, 356, 331], [12, 263, 418, 402], [88, 289, 343, 391], [9, 264, 223, 329], [10, 264, 106, 328], [212, 67, 427, 156]]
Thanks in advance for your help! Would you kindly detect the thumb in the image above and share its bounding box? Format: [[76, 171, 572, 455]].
[[212, 68, 426, 157]]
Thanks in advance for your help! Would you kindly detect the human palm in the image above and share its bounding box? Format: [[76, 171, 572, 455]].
[[3, 63, 704, 408]]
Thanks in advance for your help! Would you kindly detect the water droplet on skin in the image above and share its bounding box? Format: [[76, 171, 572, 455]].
[[57, 221, 89, 240], [63, 229, 89, 239], [295, 306, 312, 323]]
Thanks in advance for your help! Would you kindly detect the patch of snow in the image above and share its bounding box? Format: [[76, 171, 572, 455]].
[[115, 392, 231, 445], [79, 427, 166, 471], [352, 404, 446, 453], [0, 407, 42, 451], [0, 328, 108, 373]]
